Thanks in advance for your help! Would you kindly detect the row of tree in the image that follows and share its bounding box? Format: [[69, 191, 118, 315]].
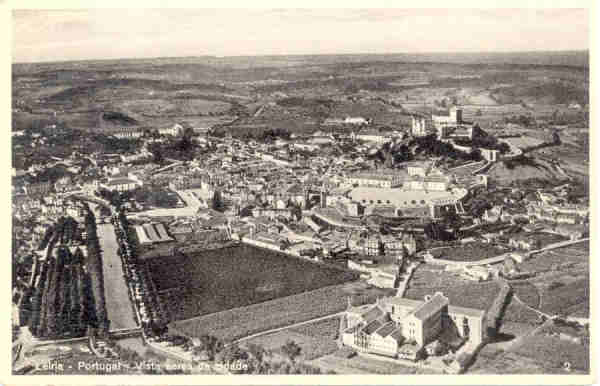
[[154, 332, 330, 374], [25, 233, 98, 338], [84, 205, 109, 336]]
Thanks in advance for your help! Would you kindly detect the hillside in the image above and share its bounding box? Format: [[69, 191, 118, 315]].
[[488, 157, 565, 184]]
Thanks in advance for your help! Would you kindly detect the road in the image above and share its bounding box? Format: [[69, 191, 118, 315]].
[[430, 238, 588, 268], [97, 223, 138, 330]]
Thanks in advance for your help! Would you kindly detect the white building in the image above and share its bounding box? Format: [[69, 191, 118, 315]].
[[159, 123, 184, 136], [345, 172, 403, 188], [411, 115, 429, 137], [345, 116, 369, 125]]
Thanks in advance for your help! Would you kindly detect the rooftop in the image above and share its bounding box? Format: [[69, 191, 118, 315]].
[[411, 293, 449, 321]]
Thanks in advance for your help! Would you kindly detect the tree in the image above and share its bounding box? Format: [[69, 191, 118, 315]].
[[553, 131, 561, 145], [217, 342, 248, 370], [442, 210, 462, 239], [246, 343, 267, 363], [212, 190, 225, 212], [198, 334, 223, 361], [281, 340, 302, 362]]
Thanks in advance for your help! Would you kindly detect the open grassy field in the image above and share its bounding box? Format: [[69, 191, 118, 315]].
[[168, 284, 352, 341]]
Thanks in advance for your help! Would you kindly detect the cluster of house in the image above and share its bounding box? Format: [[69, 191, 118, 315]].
[[12, 111, 589, 308], [481, 189, 588, 242]]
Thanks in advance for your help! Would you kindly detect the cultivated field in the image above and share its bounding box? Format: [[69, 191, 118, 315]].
[[242, 317, 341, 361], [434, 242, 508, 262], [120, 98, 231, 116], [512, 325, 588, 373], [511, 282, 540, 309], [404, 265, 501, 310], [308, 352, 433, 374], [507, 241, 589, 318], [146, 244, 357, 322], [168, 284, 353, 341], [470, 318, 589, 374]]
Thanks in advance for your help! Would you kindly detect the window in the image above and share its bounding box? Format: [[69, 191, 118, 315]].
[[463, 317, 470, 338]]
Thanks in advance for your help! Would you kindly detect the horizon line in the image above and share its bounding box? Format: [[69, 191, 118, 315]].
[[12, 49, 589, 66]]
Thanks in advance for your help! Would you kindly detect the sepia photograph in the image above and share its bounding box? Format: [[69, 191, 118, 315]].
[[5, 2, 595, 384]]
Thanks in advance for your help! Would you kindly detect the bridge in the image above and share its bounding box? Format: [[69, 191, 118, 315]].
[[32, 327, 142, 348], [108, 327, 143, 339]]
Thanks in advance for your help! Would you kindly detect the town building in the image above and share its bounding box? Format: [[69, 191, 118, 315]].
[[101, 173, 143, 192], [351, 129, 391, 144], [342, 293, 486, 360], [431, 106, 474, 140], [159, 123, 184, 136], [345, 171, 404, 188], [24, 181, 53, 196], [111, 127, 145, 139], [345, 116, 369, 125], [135, 223, 174, 245], [480, 148, 499, 162]]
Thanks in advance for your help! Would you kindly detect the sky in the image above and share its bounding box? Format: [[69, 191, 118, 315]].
[[12, 8, 590, 63]]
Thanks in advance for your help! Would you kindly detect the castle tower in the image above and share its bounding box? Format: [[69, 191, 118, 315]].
[[304, 187, 310, 210], [450, 106, 463, 124], [320, 189, 328, 208], [411, 115, 427, 137]]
